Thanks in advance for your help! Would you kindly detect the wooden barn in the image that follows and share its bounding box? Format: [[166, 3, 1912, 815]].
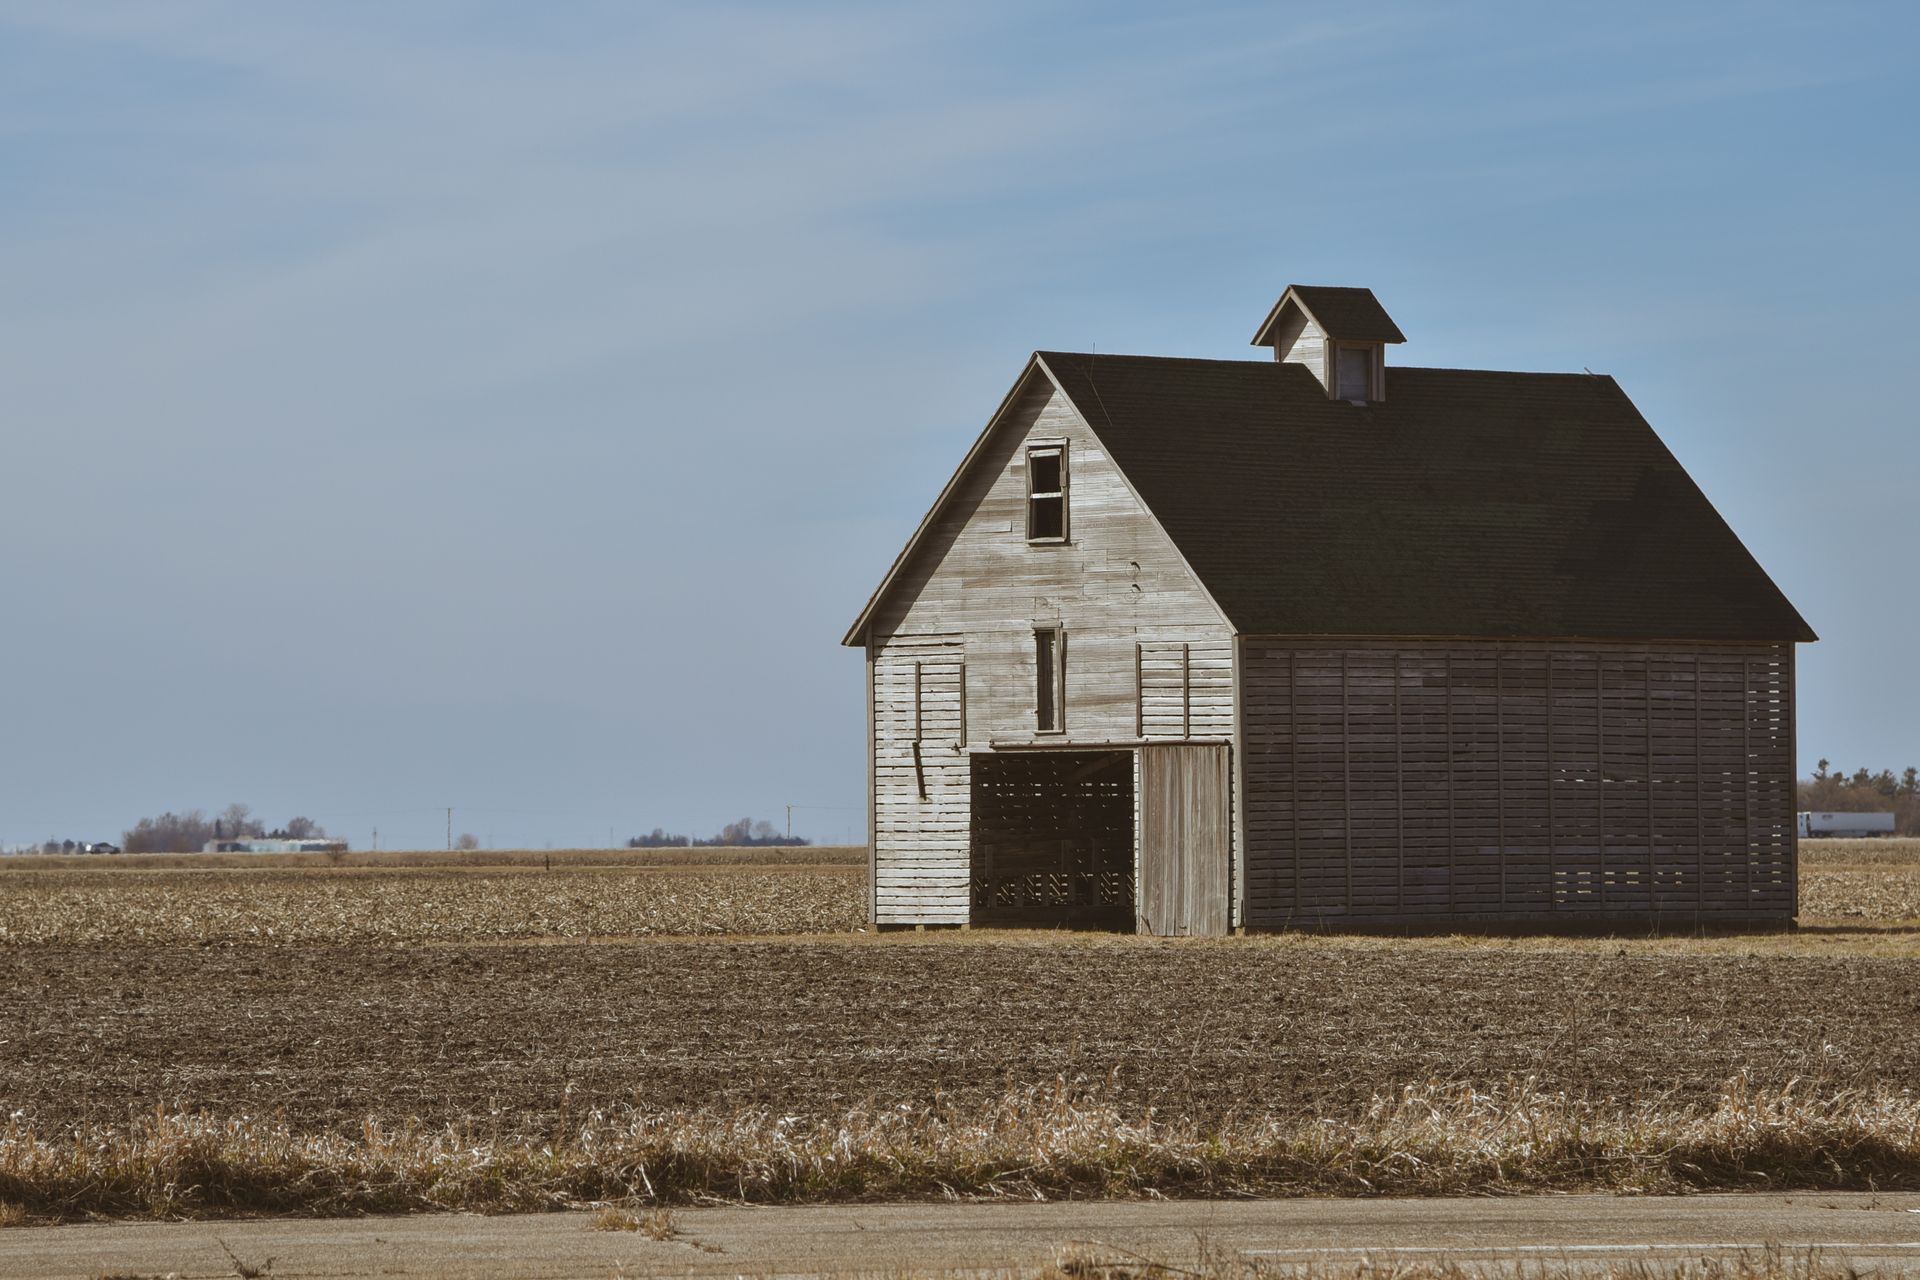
[[843, 286, 1814, 933]]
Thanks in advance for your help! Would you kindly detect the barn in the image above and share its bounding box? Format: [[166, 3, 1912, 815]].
[[843, 286, 1814, 933]]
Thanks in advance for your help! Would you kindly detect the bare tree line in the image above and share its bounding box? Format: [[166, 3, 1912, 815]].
[[629, 817, 809, 848]]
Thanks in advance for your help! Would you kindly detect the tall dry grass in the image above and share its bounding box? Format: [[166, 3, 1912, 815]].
[[1, 1075, 1916, 1222]]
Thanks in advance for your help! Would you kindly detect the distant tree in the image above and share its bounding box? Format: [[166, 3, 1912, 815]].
[[125, 809, 217, 853], [220, 803, 265, 839], [1904, 767, 1919, 797], [628, 827, 691, 848], [1814, 759, 1831, 781], [282, 816, 324, 840], [455, 832, 480, 851]]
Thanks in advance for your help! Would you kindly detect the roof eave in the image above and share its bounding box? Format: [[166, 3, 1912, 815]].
[[840, 354, 1049, 647]]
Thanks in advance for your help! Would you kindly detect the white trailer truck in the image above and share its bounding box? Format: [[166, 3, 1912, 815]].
[[1799, 811, 1898, 837]]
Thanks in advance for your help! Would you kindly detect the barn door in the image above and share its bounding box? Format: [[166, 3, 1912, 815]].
[[1138, 743, 1231, 936]]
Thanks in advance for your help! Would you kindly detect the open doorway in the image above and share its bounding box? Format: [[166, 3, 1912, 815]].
[[969, 750, 1134, 929]]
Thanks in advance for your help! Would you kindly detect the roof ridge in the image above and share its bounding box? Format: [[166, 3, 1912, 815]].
[[1042, 351, 1608, 380], [1038, 349, 1268, 366]]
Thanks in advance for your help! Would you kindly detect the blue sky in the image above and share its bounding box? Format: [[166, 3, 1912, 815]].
[[1, 2, 1914, 848]]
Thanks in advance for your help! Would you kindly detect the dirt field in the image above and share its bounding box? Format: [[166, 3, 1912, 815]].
[[0, 842, 1913, 1132], [3, 933, 1916, 1136]]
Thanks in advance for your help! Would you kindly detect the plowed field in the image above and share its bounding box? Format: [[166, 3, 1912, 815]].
[[3, 937, 1916, 1136]]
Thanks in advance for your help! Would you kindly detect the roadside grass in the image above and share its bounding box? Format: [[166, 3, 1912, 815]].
[[3, 1076, 1919, 1223], [589, 1206, 676, 1238], [1046, 1242, 1871, 1279]]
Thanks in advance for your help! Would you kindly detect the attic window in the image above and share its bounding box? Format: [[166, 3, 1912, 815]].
[[1336, 345, 1375, 401], [1026, 444, 1067, 542]]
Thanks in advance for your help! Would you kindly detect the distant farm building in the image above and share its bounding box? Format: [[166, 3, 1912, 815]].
[[203, 838, 349, 854], [1799, 812, 1896, 838], [846, 285, 1814, 934]]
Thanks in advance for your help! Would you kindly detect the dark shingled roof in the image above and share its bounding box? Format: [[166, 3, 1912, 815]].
[[1037, 352, 1813, 642], [1265, 285, 1406, 344]]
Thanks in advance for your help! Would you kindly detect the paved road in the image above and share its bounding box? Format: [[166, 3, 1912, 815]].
[[7, 1194, 1920, 1278]]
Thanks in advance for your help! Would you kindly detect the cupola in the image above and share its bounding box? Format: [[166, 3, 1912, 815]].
[[1251, 285, 1405, 403]]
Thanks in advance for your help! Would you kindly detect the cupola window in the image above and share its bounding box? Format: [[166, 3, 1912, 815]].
[[1337, 345, 1376, 401]]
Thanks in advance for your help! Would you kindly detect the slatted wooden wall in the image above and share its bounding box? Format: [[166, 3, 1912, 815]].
[[1241, 639, 1795, 925], [1138, 640, 1233, 738], [872, 636, 968, 925]]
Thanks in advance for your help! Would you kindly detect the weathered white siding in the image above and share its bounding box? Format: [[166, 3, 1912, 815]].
[[867, 370, 1234, 926], [872, 636, 967, 923], [1271, 309, 1326, 387]]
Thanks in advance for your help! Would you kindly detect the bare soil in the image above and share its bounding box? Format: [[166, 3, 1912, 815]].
[[3, 936, 1916, 1136]]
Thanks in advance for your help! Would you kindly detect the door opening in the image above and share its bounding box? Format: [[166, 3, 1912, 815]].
[[970, 751, 1134, 929]]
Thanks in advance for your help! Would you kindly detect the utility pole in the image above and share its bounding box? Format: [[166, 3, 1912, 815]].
[[446, 808, 452, 852], [372, 826, 378, 852], [786, 804, 792, 839]]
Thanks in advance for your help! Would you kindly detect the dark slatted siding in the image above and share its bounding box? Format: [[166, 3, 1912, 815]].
[[1242, 639, 1795, 925]]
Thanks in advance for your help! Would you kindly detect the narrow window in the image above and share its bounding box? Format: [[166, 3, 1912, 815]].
[[1026, 445, 1067, 542], [1337, 345, 1373, 401], [1035, 627, 1065, 732]]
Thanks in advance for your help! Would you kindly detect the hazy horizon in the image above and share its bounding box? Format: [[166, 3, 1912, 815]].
[[4, 3, 1916, 850]]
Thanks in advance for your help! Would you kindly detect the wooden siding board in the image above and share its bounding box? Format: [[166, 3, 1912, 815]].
[[1241, 638, 1796, 926]]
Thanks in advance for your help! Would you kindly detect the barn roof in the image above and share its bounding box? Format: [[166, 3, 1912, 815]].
[[1252, 285, 1406, 346], [1034, 352, 1814, 642]]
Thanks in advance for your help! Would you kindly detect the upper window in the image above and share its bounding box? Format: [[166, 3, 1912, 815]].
[[1025, 444, 1067, 542], [1337, 345, 1374, 401]]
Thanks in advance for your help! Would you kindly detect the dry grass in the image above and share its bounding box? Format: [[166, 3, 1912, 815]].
[[0, 1076, 1915, 1223], [589, 1205, 676, 1237], [0, 864, 864, 944]]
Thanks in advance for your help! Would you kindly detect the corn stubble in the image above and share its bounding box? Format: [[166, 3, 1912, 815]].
[[0, 858, 1915, 946], [1, 1075, 1916, 1223], [0, 866, 865, 944]]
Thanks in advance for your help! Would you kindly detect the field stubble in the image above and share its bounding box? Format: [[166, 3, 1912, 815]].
[[0, 839, 1914, 947], [0, 863, 865, 944]]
